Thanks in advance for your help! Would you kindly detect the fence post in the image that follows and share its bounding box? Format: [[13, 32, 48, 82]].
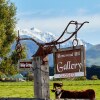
[[33, 56, 50, 99]]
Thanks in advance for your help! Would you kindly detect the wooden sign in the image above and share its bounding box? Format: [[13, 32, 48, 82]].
[[54, 45, 86, 78], [18, 59, 33, 72]]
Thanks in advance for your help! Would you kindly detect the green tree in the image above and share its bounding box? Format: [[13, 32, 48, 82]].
[[0, 0, 27, 76], [91, 75, 98, 80], [0, 45, 27, 75], [0, 58, 17, 75], [11, 45, 27, 65], [0, 0, 17, 75], [0, 0, 16, 58]]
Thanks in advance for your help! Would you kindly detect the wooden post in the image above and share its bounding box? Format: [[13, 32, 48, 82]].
[[33, 56, 50, 99]]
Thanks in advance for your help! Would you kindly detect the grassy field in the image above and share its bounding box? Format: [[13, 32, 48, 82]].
[[0, 80, 100, 99]]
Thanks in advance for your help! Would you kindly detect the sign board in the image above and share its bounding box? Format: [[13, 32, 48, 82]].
[[54, 45, 86, 78], [18, 59, 33, 72]]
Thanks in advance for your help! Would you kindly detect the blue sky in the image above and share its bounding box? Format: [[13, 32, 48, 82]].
[[11, 0, 100, 45]]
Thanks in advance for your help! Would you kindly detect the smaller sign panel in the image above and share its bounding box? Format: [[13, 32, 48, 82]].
[[18, 59, 33, 71], [54, 45, 86, 78]]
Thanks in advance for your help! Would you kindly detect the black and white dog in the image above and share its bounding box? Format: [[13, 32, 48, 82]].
[[51, 83, 95, 100]]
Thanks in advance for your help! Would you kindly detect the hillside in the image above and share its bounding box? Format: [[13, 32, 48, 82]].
[[86, 44, 100, 66]]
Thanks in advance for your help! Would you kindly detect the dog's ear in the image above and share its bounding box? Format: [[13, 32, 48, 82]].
[[51, 89, 55, 92]]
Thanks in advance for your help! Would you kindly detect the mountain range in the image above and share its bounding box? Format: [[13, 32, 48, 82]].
[[12, 27, 100, 67]]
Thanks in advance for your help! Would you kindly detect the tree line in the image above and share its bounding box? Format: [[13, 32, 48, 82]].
[[86, 65, 100, 79]]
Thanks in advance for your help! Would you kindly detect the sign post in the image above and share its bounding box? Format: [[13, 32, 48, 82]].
[[18, 58, 50, 99], [33, 57, 50, 99], [54, 45, 86, 78]]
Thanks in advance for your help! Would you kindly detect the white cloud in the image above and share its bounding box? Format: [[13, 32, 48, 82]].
[[17, 14, 100, 32]]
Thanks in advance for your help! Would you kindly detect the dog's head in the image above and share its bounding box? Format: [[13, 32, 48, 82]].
[[51, 82, 63, 99], [51, 86, 63, 99], [53, 82, 63, 88]]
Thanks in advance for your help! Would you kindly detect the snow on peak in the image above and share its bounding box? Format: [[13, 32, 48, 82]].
[[18, 27, 57, 43]]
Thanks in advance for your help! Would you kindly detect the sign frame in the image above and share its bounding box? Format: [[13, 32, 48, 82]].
[[53, 45, 86, 78], [18, 59, 33, 72]]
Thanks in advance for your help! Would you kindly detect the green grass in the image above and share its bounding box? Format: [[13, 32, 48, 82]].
[[0, 80, 100, 99], [0, 82, 33, 98]]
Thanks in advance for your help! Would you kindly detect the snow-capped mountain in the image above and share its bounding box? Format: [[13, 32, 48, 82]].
[[18, 27, 93, 49], [13, 27, 100, 67], [18, 27, 57, 43]]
